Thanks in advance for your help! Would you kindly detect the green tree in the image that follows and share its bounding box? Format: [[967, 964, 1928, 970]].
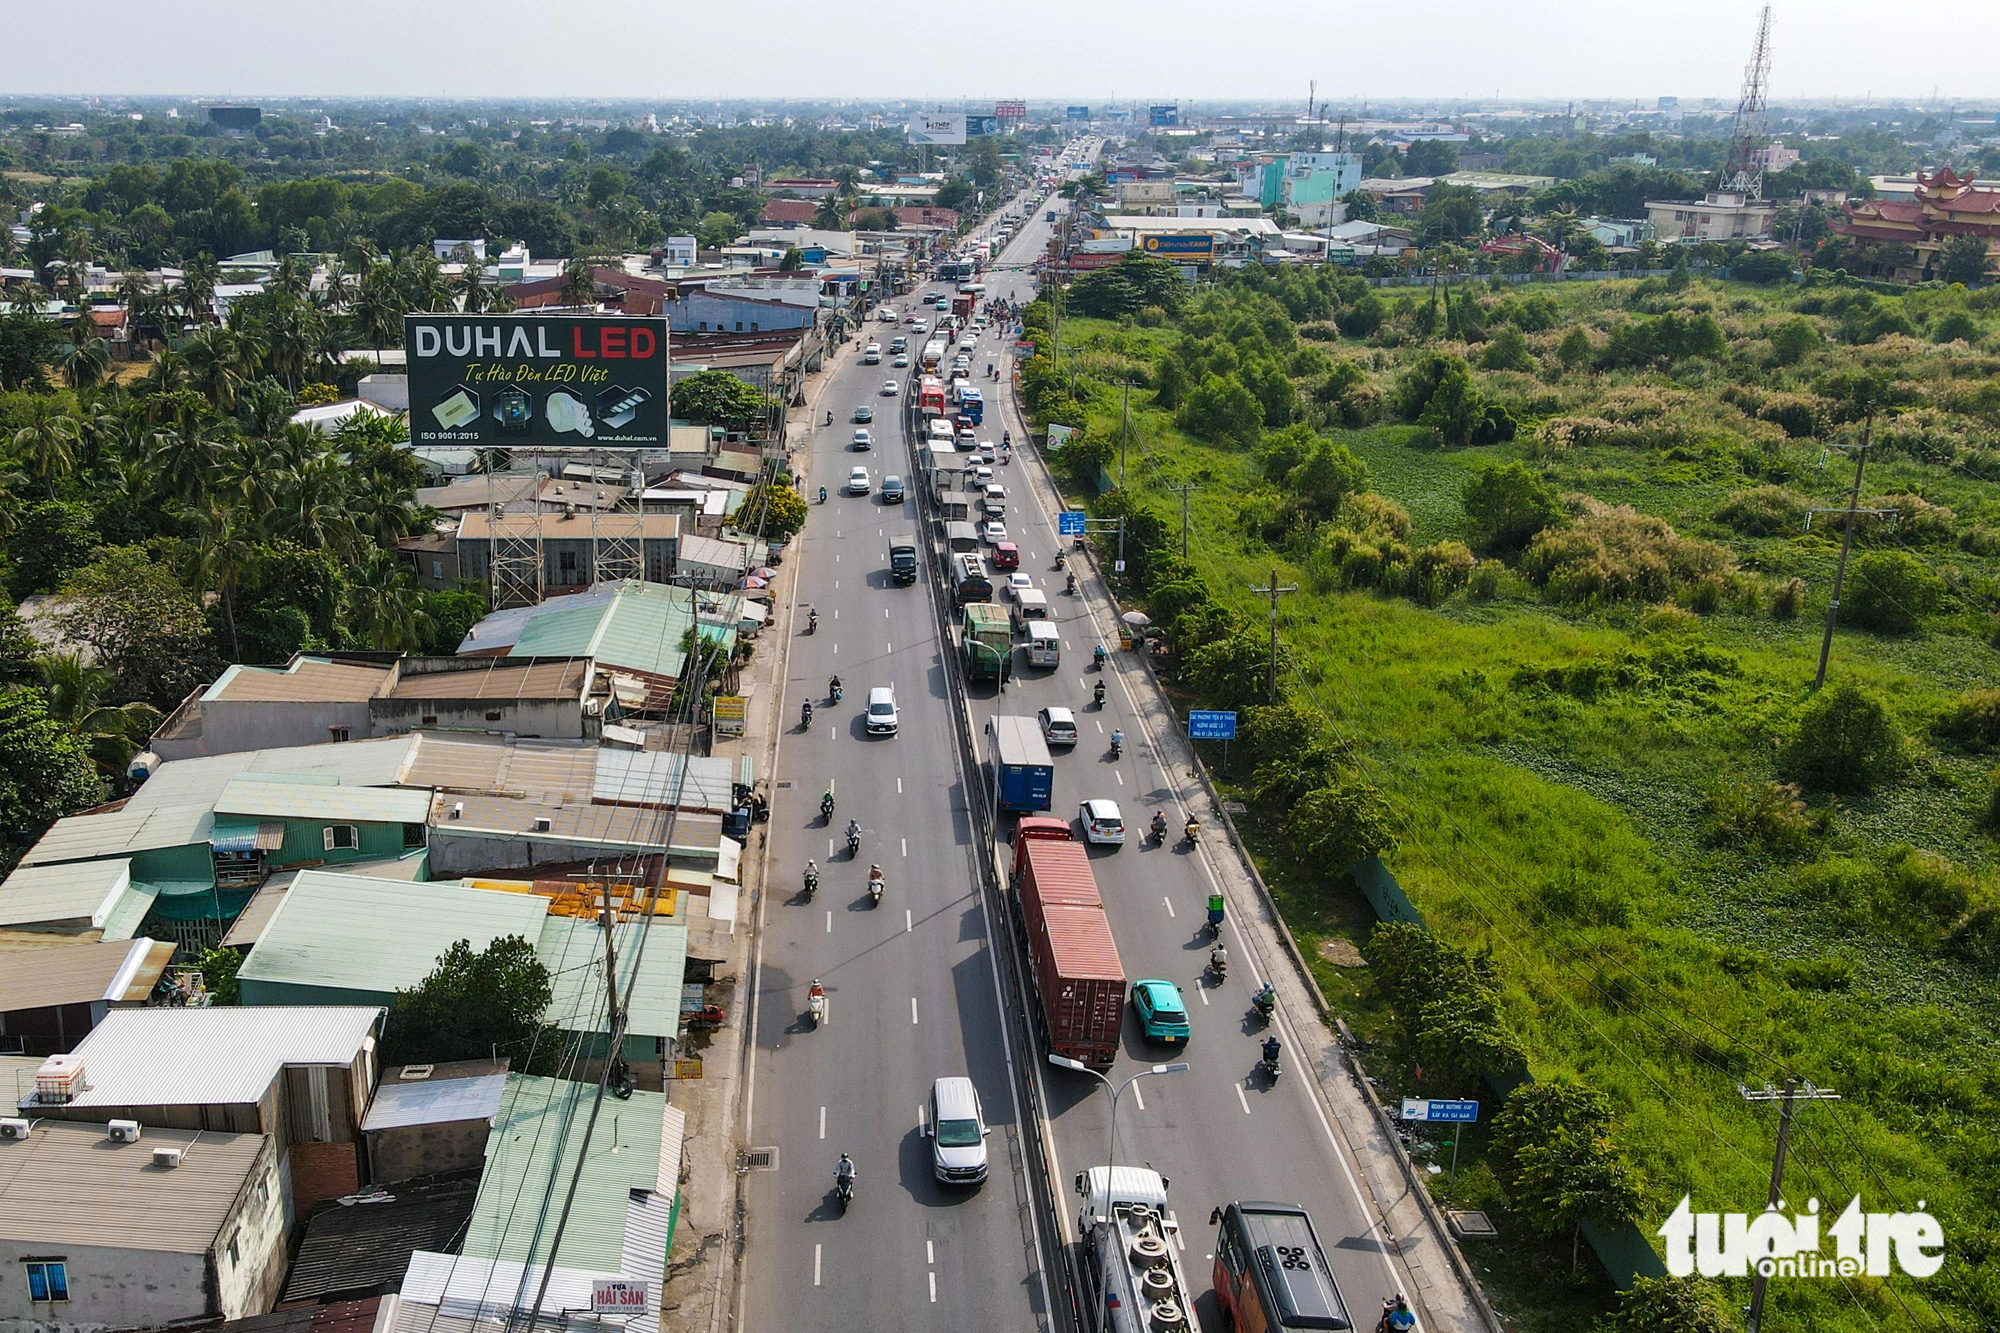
[[1178, 373, 1264, 446], [1478, 324, 1532, 372], [382, 936, 555, 1066], [35, 652, 162, 775], [1286, 440, 1370, 523], [57, 546, 220, 710], [1843, 549, 1942, 634], [1417, 358, 1483, 448], [0, 684, 106, 844], [1284, 778, 1396, 873], [1731, 249, 1798, 284], [1555, 325, 1593, 371], [1937, 233, 1993, 285], [1490, 1081, 1644, 1268], [0, 310, 65, 391], [1067, 255, 1186, 318], [1607, 1277, 1733, 1333], [671, 368, 766, 428], [194, 944, 243, 1006], [419, 588, 489, 657], [7, 500, 98, 597], [747, 479, 808, 543], [1338, 190, 1378, 223], [1462, 461, 1564, 556], [1183, 628, 1281, 709], [1367, 921, 1522, 1090], [1767, 316, 1822, 366], [10, 397, 80, 497], [1781, 680, 1906, 793]]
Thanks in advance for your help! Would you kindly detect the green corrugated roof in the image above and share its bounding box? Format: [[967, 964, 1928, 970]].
[[215, 774, 435, 825], [510, 581, 696, 681], [538, 917, 687, 1040], [19, 804, 214, 867], [237, 872, 545, 997], [463, 1073, 668, 1271]]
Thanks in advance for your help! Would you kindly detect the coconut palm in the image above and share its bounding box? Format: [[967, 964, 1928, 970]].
[[560, 259, 596, 308], [178, 326, 251, 411], [55, 323, 112, 391], [345, 548, 429, 653], [10, 397, 80, 495], [455, 253, 491, 313], [36, 652, 163, 775], [186, 501, 257, 660], [351, 261, 404, 352], [179, 252, 220, 325]]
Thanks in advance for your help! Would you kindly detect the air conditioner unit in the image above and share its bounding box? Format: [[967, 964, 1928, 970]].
[[531, 816, 553, 832], [153, 1147, 184, 1168], [0, 1118, 29, 1141], [107, 1119, 142, 1143], [451, 802, 464, 820]]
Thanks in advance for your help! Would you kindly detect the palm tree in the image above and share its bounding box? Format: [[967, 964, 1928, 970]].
[[560, 259, 596, 308], [143, 421, 224, 505], [119, 270, 156, 349], [36, 652, 163, 775], [178, 326, 251, 411], [179, 252, 220, 326], [10, 397, 80, 496], [187, 501, 256, 660], [55, 321, 112, 391], [454, 251, 491, 313], [1540, 208, 1582, 254], [351, 261, 404, 352], [812, 196, 846, 230], [345, 549, 428, 653], [60, 229, 92, 300]]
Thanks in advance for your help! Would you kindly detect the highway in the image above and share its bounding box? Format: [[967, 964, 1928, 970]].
[[742, 144, 1410, 1332]]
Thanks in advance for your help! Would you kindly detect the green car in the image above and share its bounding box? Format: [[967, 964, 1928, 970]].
[[1132, 978, 1190, 1044]]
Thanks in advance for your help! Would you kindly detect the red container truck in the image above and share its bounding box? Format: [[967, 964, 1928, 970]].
[[1013, 821, 1125, 1069], [952, 292, 975, 319]]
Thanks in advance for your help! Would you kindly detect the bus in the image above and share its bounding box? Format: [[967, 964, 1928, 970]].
[[921, 339, 947, 371], [1210, 1200, 1353, 1331], [918, 376, 947, 417], [958, 385, 984, 424]]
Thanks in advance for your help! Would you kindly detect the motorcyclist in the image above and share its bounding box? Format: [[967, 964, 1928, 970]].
[[1065, 572, 1077, 595], [1209, 942, 1229, 976], [802, 700, 813, 727], [1093, 643, 1107, 667], [1150, 810, 1168, 843], [808, 609, 819, 633], [845, 817, 861, 849], [804, 860, 819, 895], [1093, 680, 1106, 707], [1378, 1295, 1415, 1333], [835, 1152, 856, 1196], [1110, 728, 1124, 756], [1055, 549, 1067, 570], [867, 863, 885, 898], [821, 789, 836, 819], [1253, 981, 1277, 1015], [825, 410, 834, 425], [819, 485, 827, 503], [1186, 814, 1201, 844], [829, 674, 843, 701], [1262, 1034, 1282, 1068], [1002, 429, 1011, 448]]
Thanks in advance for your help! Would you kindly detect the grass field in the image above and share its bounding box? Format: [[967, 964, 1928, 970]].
[[1039, 278, 2000, 1331]]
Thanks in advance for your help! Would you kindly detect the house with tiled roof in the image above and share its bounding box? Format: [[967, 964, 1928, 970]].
[[1831, 167, 2000, 283], [759, 198, 821, 227]]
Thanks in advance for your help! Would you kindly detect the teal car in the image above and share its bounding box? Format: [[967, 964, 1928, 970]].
[[1132, 979, 1190, 1044]]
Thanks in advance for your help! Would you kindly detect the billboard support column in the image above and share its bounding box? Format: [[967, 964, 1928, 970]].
[[489, 461, 545, 610]]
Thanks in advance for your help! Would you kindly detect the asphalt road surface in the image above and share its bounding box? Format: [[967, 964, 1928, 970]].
[[745, 145, 1408, 1331]]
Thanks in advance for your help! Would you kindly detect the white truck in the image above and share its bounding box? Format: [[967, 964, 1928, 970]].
[[1073, 1166, 1196, 1333]]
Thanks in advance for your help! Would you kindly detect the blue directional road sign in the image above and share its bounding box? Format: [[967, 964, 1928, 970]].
[[1058, 510, 1088, 536], [1187, 710, 1238, 741], [1400, 1098, 1480, 1123]]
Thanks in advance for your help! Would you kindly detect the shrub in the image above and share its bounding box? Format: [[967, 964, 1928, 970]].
[[1478, 324, 1534, 372], [1298, 322, 1340, 341], [1407, 540, 1476, 605], [1519, 501, 1734, 607], [1534, 415, 1613, 453], [1468, 560, 1504, 600], [1714, 485, 1807, 537], [1771, 576, 1806, 619], [1284, 778, 1398, 873], [1334, 491, 1412, 541], [1843, 550, 1943, 634], [1757, 392, 1826, 439], [1869, 492, 1956, 545], [1335, 294, 1385, 339], [1462, 460, 1564, 556], [1367, 921, 1523, 1091], [1703, 779, 1824, 857], [1767, 316, 1823, 365], [1609, 1278, 1734, 1333], [1934, 689, 2000, 752], [1178, 372, 1265, 446], [1781, 680, 1906, 793], [1555, 325, 1594, 370], [1931, 309, 1980, 344]]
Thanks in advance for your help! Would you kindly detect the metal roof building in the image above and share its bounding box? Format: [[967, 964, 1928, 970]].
[[0, 857, 148, 936], [0, 936, 176, 1016], [0, 1119, 272, 1253], [35, 1006, 385, 1111], [215, 775, 437, 826], [123, 735, 422, 815], [17, 803, 214, 869]]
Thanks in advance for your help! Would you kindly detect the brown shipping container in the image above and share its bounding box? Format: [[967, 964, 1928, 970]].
[[1015, 831, 1101, 908], [1028, 902, 1125, 1068]]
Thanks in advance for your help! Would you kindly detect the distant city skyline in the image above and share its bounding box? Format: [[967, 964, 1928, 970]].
[[7, 0, 1999, 104]]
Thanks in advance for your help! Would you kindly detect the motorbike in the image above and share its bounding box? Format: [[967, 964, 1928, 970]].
[[1065, 573, 1077, 595], [829, 680, 843, 703], [808, 980, 826, 1026], [1093, 644, 1107, 669], [1055, 550, 1067, 571], [1208, 947, 1229, 982], [808, 611, 819, 634], [1109, 732, 1123, 760], [1184, 818, 1201, 849], [802, 701, 814, 728], [804, 867, 819, 900], [846, 828, 862, 858], [821, 791, 836, 822], [1150, 813, 1169, 845], [1252, 984, 1276, 1024], [1376, 1295, 1417, 1333], [1093, 680, 1106, 708], [834, 1167, 855, 1209], [819, 486, 828, 504], [1261, 1043, 1282, 1084], [825, 410, 834, 425], [867, 867, 885, 905]]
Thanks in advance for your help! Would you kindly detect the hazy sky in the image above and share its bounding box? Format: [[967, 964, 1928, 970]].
[[11, 0, 1999, 104]]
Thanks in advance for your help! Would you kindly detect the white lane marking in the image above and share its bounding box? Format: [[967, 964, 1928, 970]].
[[906, 908, 914, 933], [827, 838, 835, 857], [833, 608, 839, 619], [1095, 719, 1103, 733], [819, 1106, 826, 1139], [833, 643, 839, 654], [1198, 985, 1209, 1005], [897, 777, 904, 793], [1131, 1082, 1146, 1112], [1115, 771, 1124, 786], [834, 579, 839, 587], [911, 996, 919, 1025], [1236, 1084, 1252, 1115], [927, 1240, 935, 1265], [901, 837, 908, 856], [835, 553, 840, 563], [814, 1244, 822, 1286], [826, 910, 832, 933], [887, 641, 893, 653], [885, 607, 891, 618], [1163, 897, 1175, 917], [929, 1272, 937, 1303], [918, 1104, 927, 1136]]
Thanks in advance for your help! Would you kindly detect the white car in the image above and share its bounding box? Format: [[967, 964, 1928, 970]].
[[927, 1076, 987, 1184], [1080, 799, 1126, 845], [974, 464, 995, 485], [1038, 706, 1079, 748], [912, 318, 929, 333], [878, 307, 898, 322], [982, 520, 1008, 545], [866, 685, 900, 736], [880, 380, 900, 396], [976, 440, 996, 462], [893, 354, 910, 368], [852, 428, 873, 450], [1005, 573, 1034, 600], [847, 466, 871, 495]]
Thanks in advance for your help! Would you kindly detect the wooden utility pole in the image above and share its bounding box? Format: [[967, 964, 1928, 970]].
[[1739, 1079, 1840, 1333], [1813, 408, 1876, 690], [1119, 379, 1131, 487], [1249, 569, 1298, 702]]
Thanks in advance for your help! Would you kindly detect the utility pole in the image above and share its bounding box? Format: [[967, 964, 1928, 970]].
[[1167, 482, 1196, 559], [1738, 1079, 1840, 1333], [1249, 569, 1298, 703], [1813, 407, 1876, 690], [1119, 379, 1131, 487], [597, 884, 624, 1038]]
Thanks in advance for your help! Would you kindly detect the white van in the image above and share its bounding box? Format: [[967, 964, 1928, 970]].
[[1011, 588, 1050, 632], [1026, 621, 1061, 669]]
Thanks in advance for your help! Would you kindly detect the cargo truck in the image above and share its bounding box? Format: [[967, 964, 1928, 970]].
[[952, 292, 975, 320], [889, 533, 919, 584], [1073, 1167, 1197, 1333], [1012, 817, 1123, 1067], [962, 604, 1015, 683]]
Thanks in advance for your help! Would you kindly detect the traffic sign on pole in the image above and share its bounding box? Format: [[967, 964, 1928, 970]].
[[1058, 510, 1088, 536], [1400, 1098, 1479, 1123], [1187, 710, 1237, 741]]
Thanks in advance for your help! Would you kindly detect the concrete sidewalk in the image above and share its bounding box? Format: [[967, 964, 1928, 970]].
[[994, 365, 1503, 1333]]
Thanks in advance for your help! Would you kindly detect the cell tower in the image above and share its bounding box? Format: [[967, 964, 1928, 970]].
[[1720, 5, 1774, 201]]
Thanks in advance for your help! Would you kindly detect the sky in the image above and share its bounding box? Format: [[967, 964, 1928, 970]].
[[11, 0, 2000, 104]]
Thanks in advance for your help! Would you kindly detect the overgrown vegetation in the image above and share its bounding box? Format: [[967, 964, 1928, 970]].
[[1027, 263, 2000, 1332]]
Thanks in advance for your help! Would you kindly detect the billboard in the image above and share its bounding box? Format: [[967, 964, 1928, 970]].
[[1140, 234, 1215, 261], [965, 115, 1001, 137], [995, 100, 1027, 120], [405, 314, 671, 449], [1148, 104, 1179, 127], [907, 113, 968, 145], [1066, 106, 1091, 120]]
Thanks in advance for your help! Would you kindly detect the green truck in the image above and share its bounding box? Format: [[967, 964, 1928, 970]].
[[961, 603, 1014, 682], [889, 532, 919, 584]]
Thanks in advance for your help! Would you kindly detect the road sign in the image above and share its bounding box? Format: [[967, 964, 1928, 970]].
[[1401, 1098, 1480, 1123], [1187, 710, 1238, 740], [1058, 511, 1088, 536]]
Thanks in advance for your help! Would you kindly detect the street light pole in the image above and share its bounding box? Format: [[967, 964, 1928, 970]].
[[1048, 1055, 1189, 1209]]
